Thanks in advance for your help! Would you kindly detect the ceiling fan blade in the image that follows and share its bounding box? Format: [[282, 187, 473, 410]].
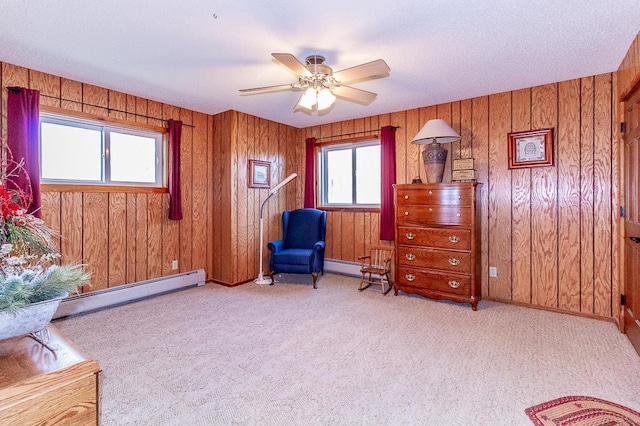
[[332, 85, 377, 105], [239, 83, 297, 93], [272, 53, 313, 77], [333, 59, 390, 83]]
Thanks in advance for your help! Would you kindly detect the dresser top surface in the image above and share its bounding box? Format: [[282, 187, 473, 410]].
[[0, 324, 99, 392], [394, 182, 480, 189]]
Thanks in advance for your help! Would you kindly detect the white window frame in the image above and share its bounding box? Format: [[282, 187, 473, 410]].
[[319, 139, 381, 208], [39, 113, 165, 188]]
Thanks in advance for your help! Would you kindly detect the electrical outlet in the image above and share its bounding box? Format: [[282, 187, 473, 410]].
[[489, 266, 497, 278], [172, 260, 179, 270]]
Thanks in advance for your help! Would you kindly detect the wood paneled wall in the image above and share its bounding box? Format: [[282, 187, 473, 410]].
[[618, 32, 640, 101], [0, 62, 211, 291], [305, 75, 620, 319], [303, 118, 391, 263], [209, 110, 303, 285], [0, 59, 623, 320]]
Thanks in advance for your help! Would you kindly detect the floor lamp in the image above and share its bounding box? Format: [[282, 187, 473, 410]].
[[255, 172, 298, 285]]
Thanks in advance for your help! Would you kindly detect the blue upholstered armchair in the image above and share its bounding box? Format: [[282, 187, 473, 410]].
[[268, 208, 327, 288]]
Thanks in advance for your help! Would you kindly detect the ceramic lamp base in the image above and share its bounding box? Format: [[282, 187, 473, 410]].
[[422, 142, 447, 183]]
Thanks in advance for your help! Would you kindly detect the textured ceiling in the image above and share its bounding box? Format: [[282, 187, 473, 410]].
[[1, 1, 639, 128]]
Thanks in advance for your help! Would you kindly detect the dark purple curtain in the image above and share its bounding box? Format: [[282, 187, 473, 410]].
[[168, 119, 183, 220], [7, 87, 41, 217], [304, 137, 316, 208], [380, 126, 396, 240]]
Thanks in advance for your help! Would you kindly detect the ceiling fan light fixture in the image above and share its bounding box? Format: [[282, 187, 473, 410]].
[[243, 53, 390, 114], [317, 88, 336, 111], [298, 87, 317, 110]]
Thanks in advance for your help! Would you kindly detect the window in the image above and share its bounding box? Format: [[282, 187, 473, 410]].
[[319, 140, 381, 207], [39, 114, 164, 187]]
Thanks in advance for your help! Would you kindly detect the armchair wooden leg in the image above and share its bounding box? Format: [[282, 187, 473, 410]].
[[311, 273, 318, 289], [268, 272, 275, 285]]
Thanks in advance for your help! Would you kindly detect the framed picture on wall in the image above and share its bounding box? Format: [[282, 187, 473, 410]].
[[507, 128, 554, 169], [248, 160, 271, 188]]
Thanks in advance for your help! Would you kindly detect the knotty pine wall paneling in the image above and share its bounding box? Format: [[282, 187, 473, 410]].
[[530, 84, 558, 308], [107, 193, 127, 289], [178, 108, 194, 274], [580, 77, 596, 313], [618, 32, 640, 102], [208, 111, 302, 286], [307, 75, 620, 320], [211, 111, 234, 285], [246, 114, 258, 284], [1, 56, 626, 319], [161, 104, 179, 278], [1, 61, 217, 293], [471, 96, 490, 300], [510, 88, 533, 305], [557, 79, 581, 312], [236, 112, 250, 282], [488, 92, 513, 301], [191, 111, 210, 274]]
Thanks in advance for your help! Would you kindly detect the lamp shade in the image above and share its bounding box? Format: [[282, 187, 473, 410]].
[[316, 88, 336, 111], [412, 119, 461, 144], [297, 87, 317, 110]]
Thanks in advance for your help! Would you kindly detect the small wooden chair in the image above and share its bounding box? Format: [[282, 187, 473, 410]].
[[357, 245, 394, 295]]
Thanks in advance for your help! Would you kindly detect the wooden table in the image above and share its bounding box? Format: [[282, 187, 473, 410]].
[[0, 324, 100, 425]]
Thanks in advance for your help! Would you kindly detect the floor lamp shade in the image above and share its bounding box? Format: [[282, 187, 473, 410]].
[[412, 119, 460, 183]]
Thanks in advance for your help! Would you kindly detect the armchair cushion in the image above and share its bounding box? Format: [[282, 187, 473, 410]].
[[283, 209, 326, 249]]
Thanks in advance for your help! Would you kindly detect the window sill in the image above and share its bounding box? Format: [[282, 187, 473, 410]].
[[40, 184, 167, 194], [318, 206, 381, 213]]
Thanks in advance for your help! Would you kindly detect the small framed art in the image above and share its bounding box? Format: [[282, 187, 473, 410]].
[[507, 128, 554, 169], [248, 160, 270, 189]]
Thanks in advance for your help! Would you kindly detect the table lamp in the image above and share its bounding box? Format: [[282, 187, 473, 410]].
[[411, 119, 461, 183]]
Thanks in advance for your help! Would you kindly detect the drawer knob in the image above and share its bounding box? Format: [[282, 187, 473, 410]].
[[448, 280, 460, 289], [456, 213, 461, 217], [428, 208, 433, 212], [404, 195, 409, 200], [404, 211, 409, 216], [405, 253, 416, 261], [428, 190, 433, 195], [449, 258, 460, 266], [406, 274, 416, 282], [405, 232, 415, 240], [449, 235, 460, 243]]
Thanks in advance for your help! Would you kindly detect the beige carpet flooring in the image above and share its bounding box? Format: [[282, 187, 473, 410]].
[[53, 273, 640, 425]]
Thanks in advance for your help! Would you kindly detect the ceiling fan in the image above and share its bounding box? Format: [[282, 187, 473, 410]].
[[239, 53, 390, 112]]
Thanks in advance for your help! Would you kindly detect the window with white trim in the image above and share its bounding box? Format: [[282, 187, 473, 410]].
[[319, 140, 381, 207], [39, 114, 164, 187]]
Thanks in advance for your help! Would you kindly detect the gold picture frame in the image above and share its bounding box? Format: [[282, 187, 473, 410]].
[[507, 128, 554, 169], [248, 160, 270, 188]]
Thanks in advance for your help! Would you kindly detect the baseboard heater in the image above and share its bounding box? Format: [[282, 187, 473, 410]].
[[54, 269, 206, 319], [324, 259, 361, 277]]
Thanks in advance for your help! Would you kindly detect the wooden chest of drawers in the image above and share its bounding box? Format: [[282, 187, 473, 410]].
[[0, 324, 100, 425], [394, 182, 481, 310]]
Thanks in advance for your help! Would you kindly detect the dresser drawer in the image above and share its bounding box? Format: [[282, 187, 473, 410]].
[[397, 205, 472, 226], [397, 267, 470, 296], [396, 187, 472, 206], [397, 246, 471, 273], [397, 226, 471, 250]]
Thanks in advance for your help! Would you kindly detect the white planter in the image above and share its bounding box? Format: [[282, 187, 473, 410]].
[[0, 292, 68, 340]]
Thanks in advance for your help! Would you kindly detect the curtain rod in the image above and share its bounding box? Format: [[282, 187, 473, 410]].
[[314, 126, 399, 141], [6, 87, 195, 128]]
